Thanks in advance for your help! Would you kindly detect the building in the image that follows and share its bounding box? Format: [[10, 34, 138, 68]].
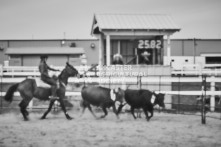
[[1, 38, 221, 68], [0, 39, 99, 66], [91, 13, 180, 66]]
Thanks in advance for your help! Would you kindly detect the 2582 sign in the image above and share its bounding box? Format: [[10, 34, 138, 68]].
[[138, 39, 162, 49]]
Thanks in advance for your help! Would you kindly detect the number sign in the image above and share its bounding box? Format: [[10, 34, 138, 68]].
[[138, 39, 162, 49]]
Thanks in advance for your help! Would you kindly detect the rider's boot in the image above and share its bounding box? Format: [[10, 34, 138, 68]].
[[49, 85, 58, 100]]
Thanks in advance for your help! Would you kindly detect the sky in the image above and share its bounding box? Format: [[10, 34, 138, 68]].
[[0, 0, 220, 39]]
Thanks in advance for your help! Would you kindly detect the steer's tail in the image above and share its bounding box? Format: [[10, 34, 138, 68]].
[[4, 83, 19, 103]]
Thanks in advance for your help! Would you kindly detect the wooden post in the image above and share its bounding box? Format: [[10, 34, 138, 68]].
[[210, 76, 215, 111], [166, 35, 171, 65], [99, 34, 104, 66], [201, 76, 206, 124], [106, 35, 111, 66]]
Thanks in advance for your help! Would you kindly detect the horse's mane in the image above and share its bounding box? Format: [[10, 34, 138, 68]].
[[58, 67, 66, 80]]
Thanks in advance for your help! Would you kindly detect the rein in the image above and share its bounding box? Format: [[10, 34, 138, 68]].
[[81, 64, 98, 76]]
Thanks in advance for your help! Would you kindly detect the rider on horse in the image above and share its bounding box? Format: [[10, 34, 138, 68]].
[[39, 55, 60, 99]]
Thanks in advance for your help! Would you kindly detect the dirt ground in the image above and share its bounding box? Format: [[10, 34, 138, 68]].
[[0, 109, 221, 147]]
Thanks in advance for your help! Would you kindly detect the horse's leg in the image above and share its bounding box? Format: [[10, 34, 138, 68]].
[[112, 104, 119, 119], [19, 100, 30, 121], [142, 107, 149, 121], [100, 106, 108, 118], [131, 107, 137, 119], [41, 99, 56, 119], [59, 98, 72, 120], [19, 92, 32, 121]]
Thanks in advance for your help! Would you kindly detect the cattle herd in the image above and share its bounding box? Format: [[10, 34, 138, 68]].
[[80, 85, 165, 121]]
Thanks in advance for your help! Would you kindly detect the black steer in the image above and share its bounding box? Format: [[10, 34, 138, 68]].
[[81, 86, 124, 119], [118, 89, 165, 121]]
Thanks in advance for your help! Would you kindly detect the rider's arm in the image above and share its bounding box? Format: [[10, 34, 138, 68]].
[[47, 64, 60, 71]]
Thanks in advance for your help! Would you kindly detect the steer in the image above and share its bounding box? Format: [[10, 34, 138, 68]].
[[81, 86, 124, 119], [118, 89, 165, 121]]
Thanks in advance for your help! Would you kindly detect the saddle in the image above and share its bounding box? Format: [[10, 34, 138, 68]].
[[35, 78, 51, 88], [34, 77, 60, 88], [34, 71, 60, 88]]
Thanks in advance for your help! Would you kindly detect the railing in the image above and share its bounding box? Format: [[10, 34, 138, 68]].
[[2, 64, 221, 77], [172, 64, 221, 76], [0, 65, 98, 77]]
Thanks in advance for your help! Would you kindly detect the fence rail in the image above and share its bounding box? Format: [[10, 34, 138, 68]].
[[2, 64, 221, 77], [0, 65, 98, 77], [1, 65, 221, 113]]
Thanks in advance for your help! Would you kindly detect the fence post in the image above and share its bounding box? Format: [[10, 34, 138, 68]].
[[178, 75, 181, 113], [0, 64, 2, 113], [201, 75, 206, 124], [210, 76, 215, 111]]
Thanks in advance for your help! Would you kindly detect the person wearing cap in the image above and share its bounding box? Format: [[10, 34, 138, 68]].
[[141, 51, 151, 64], [39, 55, 60, 99]]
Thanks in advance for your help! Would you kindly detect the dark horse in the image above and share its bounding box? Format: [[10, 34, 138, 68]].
[[4, 62, 80, 121], [81, 86, 125, 119]]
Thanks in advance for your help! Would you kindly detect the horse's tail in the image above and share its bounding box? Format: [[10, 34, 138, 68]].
[[4, 83, 19, 103]]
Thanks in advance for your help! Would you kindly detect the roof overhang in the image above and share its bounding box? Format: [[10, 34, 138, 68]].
[[5, 47, 85, 55], [91, 14, 181, 36]]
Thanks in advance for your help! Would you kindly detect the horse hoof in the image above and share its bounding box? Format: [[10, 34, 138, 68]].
[[66, 116, 73, 120], [41, 116, 46, 120], [67, 117, 73, 120], [100, 115, 106, 119], [24, 118, 29, 121]]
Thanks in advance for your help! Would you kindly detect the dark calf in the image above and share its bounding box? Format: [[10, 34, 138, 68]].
[[118, 89, 165, 121]]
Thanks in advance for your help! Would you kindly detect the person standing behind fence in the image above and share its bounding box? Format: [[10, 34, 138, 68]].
[[112, 53, 123, 65], [39, 55, 60, 99]]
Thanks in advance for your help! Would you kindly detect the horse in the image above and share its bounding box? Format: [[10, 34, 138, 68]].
[[4, 62, 80, 121], [80, 86, 125, 119], [117, 89, 165, 121]]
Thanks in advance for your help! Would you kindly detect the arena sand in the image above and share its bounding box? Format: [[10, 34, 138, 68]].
[[0, 110, 221, 147]]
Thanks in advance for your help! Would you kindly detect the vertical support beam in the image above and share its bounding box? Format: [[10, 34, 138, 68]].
[[106, 35, 111, 65], [98, 34, 104, 66], [152, 49, 155, 64], [210, 76, 215, 111], [117, 40, 121, 54], [167, 35, 171, 65]]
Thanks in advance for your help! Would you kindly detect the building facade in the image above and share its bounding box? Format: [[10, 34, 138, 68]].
[[0, 39, 99, 66]]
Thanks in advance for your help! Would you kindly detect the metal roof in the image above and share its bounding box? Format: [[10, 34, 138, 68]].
[[92, 14, 180, 32], [5, 47, 84, 55]]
